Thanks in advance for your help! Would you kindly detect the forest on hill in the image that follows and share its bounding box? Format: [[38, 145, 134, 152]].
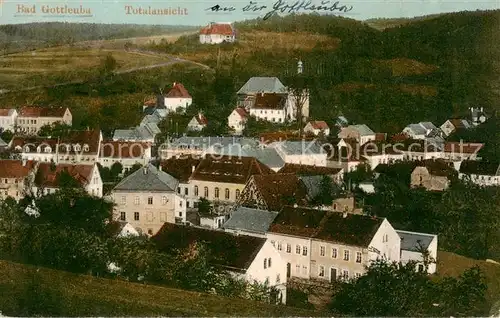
[[0, 22, 198, 53]]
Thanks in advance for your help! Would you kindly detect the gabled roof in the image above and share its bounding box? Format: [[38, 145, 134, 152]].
[[113, 164, 178, 192], [237, 77, 287, 95], [169, 136, 258, 148], [0, 159, 36, 178], [210, 144, 285, 170], [194, 113, 208, 126], [269, 206, 384, 247], [344, 124, 375, 136], [248, 173, 308, 211], [307, 121, 329, 130], [0, 137, 7, 147], [160, 157, 201, 183], [443, 142, 483, 154], [448, 118, 472, 130], [11, 129, 101, 154], [0, 108, 16, 116], [272, 140, 324, 155], [232, 107, 248, 119], [253, 93, 286, 109], [100, 141, 150, 158], [223, 207, 279, 234], [190, 155, 274, 184], [459, 160, 500, 176], [200, 23, 235, 36], [35, 163, 94, 188], [152, 223, 266, 271], [165, 83, 191, 99], [278, 163, 342, 176], [414, 159, 457, 177], [397, 230, 436, 252], [18, 106, 68, 118]]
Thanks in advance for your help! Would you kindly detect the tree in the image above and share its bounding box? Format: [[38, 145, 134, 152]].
[[110, 162, 123, 178], [38, 122, 72, 138], [100, 53, 117, 75], [312, 175, 338, 205], [197, 197, 212, 216], [124, 163, 142, 177], [285, 73, 311, 136], [0, 129, 13, 143], [56, 170, 83, 189]]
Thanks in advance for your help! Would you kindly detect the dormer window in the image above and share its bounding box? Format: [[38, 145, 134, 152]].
[[24, 146, 30, 152], [15, 145, 21, 151], [73, 144, 81, 151], [83, 144, 89, 152], [36, 146, 41, 153], [45, 147, 52, 153]]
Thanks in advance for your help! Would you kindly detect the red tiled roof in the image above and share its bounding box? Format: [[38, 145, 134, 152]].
[[278, 164, 342, 176], [444, 142, 483, 154], [414, 159, 457, 177], [0, 160, 36, 178], [190, 155, 274, 184], [308, 121, 329, 130], [200, 23, 234, 36], [234, 107, 248, 118], [35, 163, 94, 188], [165, 83, 191, 99], [100, 141, 151, 158], [18, 106, 68, 118], [449, 118, 470, 129], [0, 109, 13, 116], [253, 93, 286, 109], [249, 173, 308, 211], [375, 133, 387, 141], [143, 97, 157, 107], [195, 113, 208, 126]]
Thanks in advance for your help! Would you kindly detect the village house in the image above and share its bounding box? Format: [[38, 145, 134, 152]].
[[109, 221, 141, 238], [402, 122, 440, 140], [199, 22, 236, 44], [470, 107, 487, 126], [440, 118, 473, 137], [111, 164, 187, 235], [269, 140, 327, 167], [304, 121, 330, 136], [338, 124, 377, 145], [278, 163, 343, 183], [98, 141, 152, 172], [187, 112, 208, 131], [266, 206, 401, 282], [331, 196, 363, 215], [0, 109, 18, 132], [335, 116, 349, 129], [223, 206, 279, 238], [164, 82, 192, 112], [442, 142, 483, 168], [112, 123, 160, 144], [153, 223, 287, 304], [187, 155, 275, 228], [16, 106, 72, 135], [0, 159, 38, 201], [458, 160, 500, 187], [236, 76, 309, 122], [32, 162, 103, 197], [410, 159, 457, 191], [9, 129, 102, 165], [228, 107, 249, 135], [237, 173, 309, 212], [206, 143, 285, 172], [325, 138, 367, 173], [397, 230, 438, 274], [159, 136, 257, 159]]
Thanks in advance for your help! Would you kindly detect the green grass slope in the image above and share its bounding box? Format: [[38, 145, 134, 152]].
[[0, 260, 320, 316]]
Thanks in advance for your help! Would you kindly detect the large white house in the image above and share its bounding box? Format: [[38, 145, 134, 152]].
[[164, 82, 192, 112], [269, 140, 327, 167], [153, 223, 287, 304], [99, 141, 152, 172], [16, 106, 72, 135], [0, 109, 18, 132], [459, 160, 500, 187], [199, 22, 236, 44]]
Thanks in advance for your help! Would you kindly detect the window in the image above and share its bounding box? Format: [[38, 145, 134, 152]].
[[134, 197, 140, 205], [382, 234, 388, 243], [268, 258, 271, 268], [276, 274, 280, 284], [179, 211, 183, 217], [147, 229, 153, 235], [295, 264, 300, 273], [320, 246, 325, 256], [355, 272, 362, 278], [225, 188, 229, 199], [343, 250, 350, 261], [277, 242, 282, 251], [296, 245, 301, 254], [235, 189, 240, 199], [179, 200, 183, 207], [148, 197, 153, 205], [319, 265, 325, 277], [162, 196, 168, 205], [134, 212, 139, 221], [302, 246, 308, 256], [121, 196, 126, 204], [270, 240, 275, 247], [356, 252, 362, 263], [342, 270, 349, 280], [332, 248, 338, 258], [184, 188, 188, 196], [177, 187, 180, 194], [194, 185, 199, 196], [417, 264, 424, 272], [120, 212, 126, 221], [214, 187, 219, 198], [204, 186, 208, 197], [302, 265, 307, 275], [264, 258, 267, 269]]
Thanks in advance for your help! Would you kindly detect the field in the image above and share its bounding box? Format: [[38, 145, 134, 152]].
[[0, 260, 321, 316]]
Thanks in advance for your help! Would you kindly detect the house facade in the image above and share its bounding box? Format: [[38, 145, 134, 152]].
[[199, 22, 236, 44], [338, 124, 376, 145], [440, 119, 473, 137], [16, 106, 72, 135], [270, 140, 327, 167], [410, 160, 456, 191], [304, 121, 330, 136], [99, 141, 152, 171], [228, 108, 248, 135], [459, 160, 500, 187], [187, 113, 208, 131], [402, 122, 439, 140], [0, 109, 18, 132], [0, 159, 38, 201], [111, 164, 187, 235], [33, 162, 103, 197], [397, 230, 438, 274], [164, 82, 192, 112]]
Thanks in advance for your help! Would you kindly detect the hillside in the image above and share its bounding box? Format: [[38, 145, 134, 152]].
[[0, 260, 320, 316], [364, 13, 447, 30]]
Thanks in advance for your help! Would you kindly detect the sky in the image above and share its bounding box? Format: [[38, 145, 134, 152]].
[[0, 0, 498, 25]]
